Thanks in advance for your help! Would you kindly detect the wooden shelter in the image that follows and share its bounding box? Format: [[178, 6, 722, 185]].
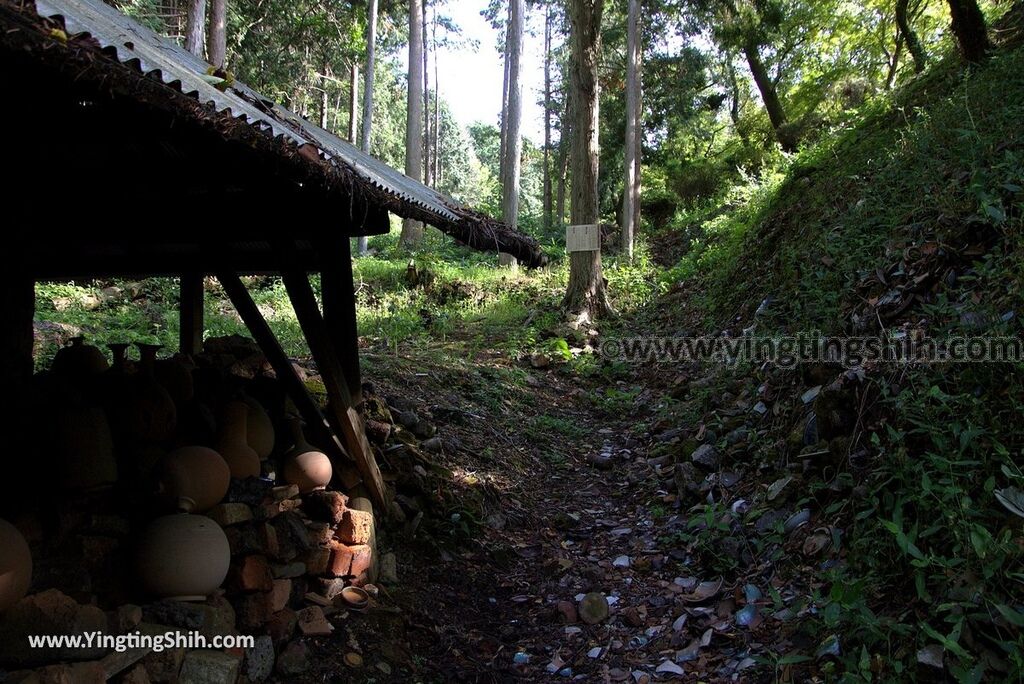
[[0, 0, 545, 509]]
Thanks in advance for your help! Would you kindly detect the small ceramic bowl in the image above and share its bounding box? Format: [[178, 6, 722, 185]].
[[340, 586, 369, 611]]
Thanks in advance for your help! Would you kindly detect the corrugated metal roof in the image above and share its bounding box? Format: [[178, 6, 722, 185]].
[[30, 0, 457, 227]]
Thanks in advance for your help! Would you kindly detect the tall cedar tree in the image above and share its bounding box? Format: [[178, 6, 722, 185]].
[[564, 0, 612, 319], [402, 0, 425, 247]]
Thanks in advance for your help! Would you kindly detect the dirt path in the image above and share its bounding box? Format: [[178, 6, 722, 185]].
[[300, 351, 767, 683]]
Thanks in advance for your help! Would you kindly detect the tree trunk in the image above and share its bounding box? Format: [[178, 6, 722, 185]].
[[556, 94, 571, 228], [499, 0, 526, 268], [206, 0, 226, 68], [433, 13, 441, 189], [422, 0, 431, 187], [946, 0, 989, 63], [896, 0, 927, 73], [742, 37, 795, 152], [184, 0, 206, 58], [401, 0, 425, 247], [348, 63, 359, 143], [499, 19, 512, 189], [320, 81, 329, 130], [357, 0, 378, 256], [621, 0, 640, 260], [564, 0, 612, 320], [886, 36, 904, 89], [542, 2, 553, 233]]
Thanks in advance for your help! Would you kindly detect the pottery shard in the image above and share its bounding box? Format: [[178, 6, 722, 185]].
[[336, 509, 374, 545], [269, 580, 292, 613], [231, 555, 273, 593], [178, 649, 241, 684], [0, 589, 108, 667], [206, 503, 253, 527], [327, 542, 373, 585], [304, 491, 349, 525], [296, 606, 333, 636]]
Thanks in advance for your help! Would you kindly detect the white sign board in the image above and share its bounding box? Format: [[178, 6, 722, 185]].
[[566, 224, 601, 253]]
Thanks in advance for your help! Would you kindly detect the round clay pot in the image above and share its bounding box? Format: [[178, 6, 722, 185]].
[[53, 337, 108, 382], [242, 395, 275, 460], [282, 417, 332, 493], [136, 511, 230, 601], [156, 446, 231, 512], [0, 519, 32, 612], [155, 355, 195, 404], [217, 402, 261, 479], [53, 403, 118, 492]]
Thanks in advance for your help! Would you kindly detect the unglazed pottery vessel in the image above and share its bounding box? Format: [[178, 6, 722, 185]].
[[0, 518, 32, 612], [242, 394, 275, 459], [136, 507, 230, 601], [53, 403, 118, 492], [155, 354, 195, 404], [282, 417, 332, 493], [217, 401, 261, 479], [156, 446, 231, 512], [111, 343, 176, 444], [52, 337, 108, 382]]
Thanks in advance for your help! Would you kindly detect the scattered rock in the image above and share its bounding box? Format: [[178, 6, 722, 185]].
[[243, 635, 275, 682], [690, 444, 718, 470], [178, 650, 241, 684], [275, 641, 308, 676], [578, 593, 609, 625], [556, 600, 578, 624]]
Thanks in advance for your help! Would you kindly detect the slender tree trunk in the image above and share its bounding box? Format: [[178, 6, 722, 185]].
[[946, 0, 990, 63], [542, 2, 553, 233], [422, 0, 431, 187], [401, 0, 425, 248], [727, 57, 747, 142], [357, 0, 378, 256], [742, 37, 794, 152], [499, 0, 526, 268], [896, 0, 927, 73], [556, 94, 571, 228], [348, 63, 359, 143], [499, 20, 512, 189], [433, 13, 441, 189], [621, 0, 640, 260], [320, 83, 329, 130], [206, 0, 226, 68], [886, 36, 904, 89], [184, 0, 206, 58], [564, 0, 612, 320]]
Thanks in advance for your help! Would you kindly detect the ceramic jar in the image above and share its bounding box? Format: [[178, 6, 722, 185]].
[[216, 402, 261, 479], [136, 507, 230, 601], [242, 395, 275, 460], [282, 417, 332, 493], [53, 403, 118, 492], [155, 355, 195, 404], [52, 337, 108, 382], [0, 519, 32, 612], [109, 344, 176, 444], [156, 446, 231, 512]]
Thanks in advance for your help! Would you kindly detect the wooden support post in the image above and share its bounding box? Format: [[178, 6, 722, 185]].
[[280, 268, 388, 509], [215, 271, 360, 489], [320, 238, 363, 407], [179, 272, 204, 357], [1, 270, 35, 384]]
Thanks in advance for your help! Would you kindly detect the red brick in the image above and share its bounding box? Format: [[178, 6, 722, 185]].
[[327, 542, 373, 585], [269, 579, 292, 613], [304, 548, 332, 577], [231, 555, 273, 593], [265, 609, 297, 645], [233, 593, 270, 632], [296, 607, 333, 636], [335, 509, 373, 545], [304, 491, 348, 525]]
